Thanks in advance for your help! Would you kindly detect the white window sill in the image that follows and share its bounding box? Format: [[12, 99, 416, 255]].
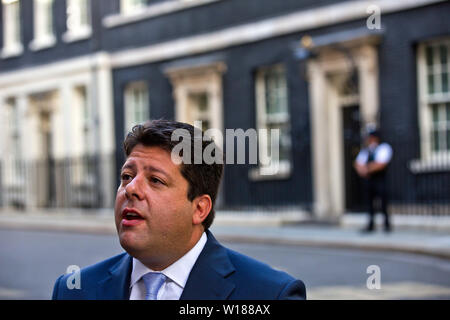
[[248, 163, 292, 181], [0, 44, 24, 59], [29, 35, 57, 51], [62, 28, 92, 43], [3, 181, 26, 188], [103, 0, 222, 28], [409, 157, 450, 174]]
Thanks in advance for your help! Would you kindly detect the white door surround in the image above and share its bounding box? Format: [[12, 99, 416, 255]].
[[166, 62, 226, 147], [307, 44, 379, 221]]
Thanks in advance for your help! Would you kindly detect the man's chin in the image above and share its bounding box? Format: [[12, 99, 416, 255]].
[[118, 232, 147, 255]]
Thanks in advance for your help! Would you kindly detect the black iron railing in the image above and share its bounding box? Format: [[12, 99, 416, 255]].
[[0, 146, 449, 216], [0, 154, 116, 210]]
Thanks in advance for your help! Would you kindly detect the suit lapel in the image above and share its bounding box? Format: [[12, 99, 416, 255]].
[[96, 253, 133, 300], [180, 231, 236, 300]]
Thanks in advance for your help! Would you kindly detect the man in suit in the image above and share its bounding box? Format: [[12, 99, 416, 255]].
[[52, 119, 306, 300]]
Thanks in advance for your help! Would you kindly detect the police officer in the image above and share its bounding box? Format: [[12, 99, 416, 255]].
[[354, 129, 393, 232]]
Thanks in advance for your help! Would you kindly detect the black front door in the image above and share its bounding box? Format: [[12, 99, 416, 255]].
[[342, 105, 364, 212]]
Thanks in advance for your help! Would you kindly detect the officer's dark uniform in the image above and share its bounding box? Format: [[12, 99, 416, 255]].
[[364, 146, 391, 232]]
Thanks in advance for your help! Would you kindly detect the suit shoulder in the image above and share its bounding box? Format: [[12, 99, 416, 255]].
[[52, 252, 128, 299], [226, 248, 298, 284], [224, 248, 306, 299]]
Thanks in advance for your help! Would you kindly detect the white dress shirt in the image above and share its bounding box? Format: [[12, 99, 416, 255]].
[[129, 232, 207, 300], [356, 142, 393, 165]]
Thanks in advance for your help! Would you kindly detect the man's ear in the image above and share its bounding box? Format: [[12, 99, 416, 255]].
[[192, 194, 212, 226]]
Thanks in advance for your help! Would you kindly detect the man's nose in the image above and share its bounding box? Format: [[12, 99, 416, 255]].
[[125, 175, 144, 200]]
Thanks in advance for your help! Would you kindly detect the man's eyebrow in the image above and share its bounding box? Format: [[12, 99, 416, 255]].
[[143, 165, 171, 179], [121, 162, 136, 171]]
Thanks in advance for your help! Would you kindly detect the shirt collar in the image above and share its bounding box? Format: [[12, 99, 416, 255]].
[[130, 232, 207, 289]]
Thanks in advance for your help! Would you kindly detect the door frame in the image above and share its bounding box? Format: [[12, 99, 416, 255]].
[[307, 44, 379, 221]]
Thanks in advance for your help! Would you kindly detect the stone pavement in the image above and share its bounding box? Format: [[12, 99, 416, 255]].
[[0, 209, 449, 259]]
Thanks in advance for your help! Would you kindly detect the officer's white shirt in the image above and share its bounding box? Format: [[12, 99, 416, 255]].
[[355, 142, 393, 165], [129, 232, 207, 300]]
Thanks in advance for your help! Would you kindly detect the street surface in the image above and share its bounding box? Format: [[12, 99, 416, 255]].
[[1, 228, 449, 299]]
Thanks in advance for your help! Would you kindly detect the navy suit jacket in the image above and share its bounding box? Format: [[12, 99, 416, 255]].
[[52, 230, 306, 300]]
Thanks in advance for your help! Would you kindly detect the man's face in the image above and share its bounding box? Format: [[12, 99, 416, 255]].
[[365, 135, 379, 148], [114, 144, 197, 268]]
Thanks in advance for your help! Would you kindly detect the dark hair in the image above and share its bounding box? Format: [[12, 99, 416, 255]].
[[123, 119, 223, 230], [367, 129, 381, 139]]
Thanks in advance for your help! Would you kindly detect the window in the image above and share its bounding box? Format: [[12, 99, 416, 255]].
[[64, 0, 91, 41], [77, 86, 95, 180], [412, 39, 450, 172], [30, 0, 55, 50], [426, 43, 449, 95], [6, 98, 21, 160], [421, 40, 450, 156], [1, 0, 22, 57], [121, 0, 147, 15], [76, 86, 92, 155], [253, 65, 292, 178], [4, 97, 24, 185], [124, 82, 149, 135], [104, 0, 222, 28], [426, 41, 450, 155], [188, 92, 211, 131], [430, 103, 450, 152]]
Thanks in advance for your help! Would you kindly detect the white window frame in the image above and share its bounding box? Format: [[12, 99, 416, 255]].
[[6, 97, 21, 160], [75, 85, 96, 185], [63, 0, 92, 43], [411, 38, 450, 173], [250, 64, 292, 180], [1, 0, 23, 58], [120, 0, 147, 15], [124, 81, 150, 135], [29, 0, 56, 51], [104, 0, 222, 28], [4, 97, 25, 186]]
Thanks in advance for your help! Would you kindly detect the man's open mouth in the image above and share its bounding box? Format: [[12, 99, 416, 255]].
[[122, 208, 144, 221]]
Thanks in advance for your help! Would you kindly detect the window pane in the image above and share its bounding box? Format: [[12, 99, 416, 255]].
[[426, 46, 434, 66], [12, 1, 20, 43], [443, 72, 449, 93], [67, 0, 90, 31], [124, 83, 149, 133], [431, 105, 440, 151], [447, 129, 450, 151], [34, 0, 53, 38], [3, 0, 21, 46], [430, 103, 450, 152], [428, 74, 435, 94], [189, 92, 208, 112], [121, 0, 147, 14], [432, 104, 439, 124], [432, 129, 439, 151], [44, 0, 53, 35], [266, 122, 291, 162], [440, 44, 448, 66], [446, 103, 450, 122], [80, 0, 89, 26], [265, 68, 288, 116]]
